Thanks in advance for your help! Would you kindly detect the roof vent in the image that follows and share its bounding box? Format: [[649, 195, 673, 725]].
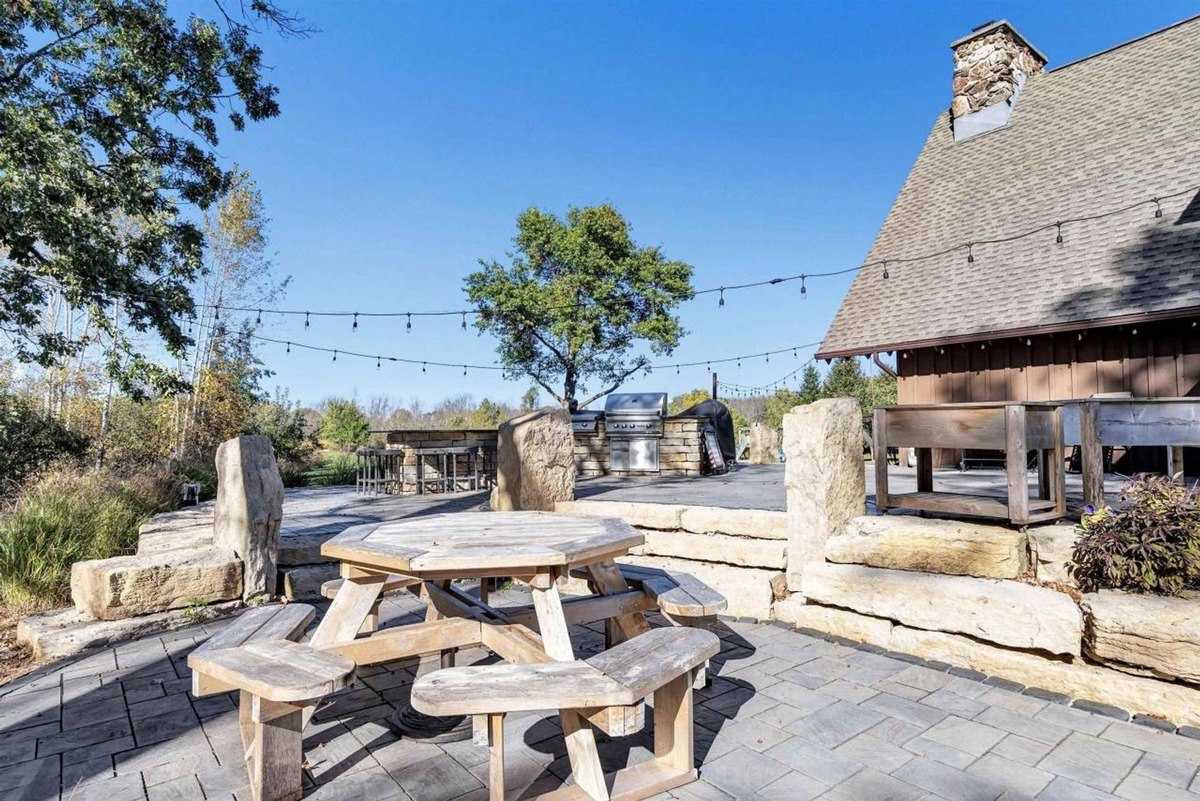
[[949, 20, 1047, 141]]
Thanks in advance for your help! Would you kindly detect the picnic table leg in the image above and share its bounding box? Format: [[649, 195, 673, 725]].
[[531, 569, 610, 801]]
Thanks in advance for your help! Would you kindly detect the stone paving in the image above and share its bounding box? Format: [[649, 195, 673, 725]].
[[3, 586, 1199, 801]]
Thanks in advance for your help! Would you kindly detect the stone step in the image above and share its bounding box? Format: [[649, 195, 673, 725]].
[[827, 515, 1028, 579], [802, 562, 1082, 656], [632, 530, 786, 570], [1082, 590, 1200, 684], [18, 601, 241, 660], [70, 547, 243, 621]]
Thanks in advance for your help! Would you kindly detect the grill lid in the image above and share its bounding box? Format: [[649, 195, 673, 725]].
[[604, 393, 668, 418]]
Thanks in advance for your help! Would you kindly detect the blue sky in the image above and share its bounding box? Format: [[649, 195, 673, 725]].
[[211, 1, 1197, 409]]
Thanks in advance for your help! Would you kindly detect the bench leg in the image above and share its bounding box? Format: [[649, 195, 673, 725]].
[[240, 692, 304, 801], [487, 712, 505, 801], [359, 600, 382, 635], [692, 662, 709, 690], [653, 671, 695, 775]]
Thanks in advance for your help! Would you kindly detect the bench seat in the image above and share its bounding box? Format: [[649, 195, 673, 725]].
[[189, 640, 355, 703], [569, 563, 726, 618], [411, 627, 720, 801], [189, 604, 315, 697]]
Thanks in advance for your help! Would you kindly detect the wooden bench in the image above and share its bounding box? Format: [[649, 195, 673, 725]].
[[411, 627, 721, 801], [569, 562, 726, 689], [188, 604, 355, 801], [320, 574, 421, 633]]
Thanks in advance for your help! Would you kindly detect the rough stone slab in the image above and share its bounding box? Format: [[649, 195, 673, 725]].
[[214, 434, 284, 600], [889, 625, 1200, 727], [137, 504, 214, 555], [554, 500, 684, 531], [280, 563, 341, 601], [492, 407, 575, 512], [745, 422, 782, 464], [783, 398, 866, 591], [803, 562, 1082, 656], [772, 595, 894, 645], [1029, 525, 1081, 586], [632, 530, 787, 570], [619, 554, 785, 620], [555, 500, 787, 540], [276, 532, 338, 566], [827, 515, 1028, 579], [1082, 591, 1200, 684], [17, 603, 241, 660], [70, 548, 242, 621]]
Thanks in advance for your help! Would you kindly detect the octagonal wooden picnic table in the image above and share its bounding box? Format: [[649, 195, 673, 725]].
[[312, 511, 658, 796]]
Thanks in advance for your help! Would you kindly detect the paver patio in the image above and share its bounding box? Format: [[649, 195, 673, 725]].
[[3, 585, 1198, 801]]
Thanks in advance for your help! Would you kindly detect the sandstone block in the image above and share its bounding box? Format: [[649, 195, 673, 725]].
[[18, 602, 241, 660], [1029, 524, 1082, 586], [554, 500, 684, 531], [773, 595, 894, 645], [890, 625, 1200, 727], [803, 562, 1082, 655], [493, 408, 575, 512], [214, 435, 284, 600], [678, 506, 788, 540], [280, 563, 341, 601], [1082, 591, 1200, 684], [71, 548, 242, 621], [745, 422, 782, 464], [827, 515, 1028, 579], [783, 398, 866, 591], [620, 554, 785, 620], [634, 530, 786, 570]]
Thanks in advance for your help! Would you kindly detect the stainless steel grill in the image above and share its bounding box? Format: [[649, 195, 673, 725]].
[[604, 393, 668, 472], [570, 409, 603, 435]]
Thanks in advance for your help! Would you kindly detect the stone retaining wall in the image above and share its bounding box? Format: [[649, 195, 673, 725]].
[[554, 499, 787, 619], [574, 417, 704, 477]]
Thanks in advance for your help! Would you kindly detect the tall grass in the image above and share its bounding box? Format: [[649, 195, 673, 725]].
[[302, 452, 358, 487], [0, 469, 178, 609]]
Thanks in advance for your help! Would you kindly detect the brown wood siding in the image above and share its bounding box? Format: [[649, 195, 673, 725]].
[[896, 318, 1200, 469]]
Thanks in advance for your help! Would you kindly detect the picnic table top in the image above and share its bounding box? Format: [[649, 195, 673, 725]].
[[321, 510, 644, 575]]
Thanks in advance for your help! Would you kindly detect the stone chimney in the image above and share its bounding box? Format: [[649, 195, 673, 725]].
[[950, 21, 1046, 140]]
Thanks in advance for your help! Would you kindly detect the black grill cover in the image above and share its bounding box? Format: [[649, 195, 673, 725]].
[[675, 399, 737, 465]]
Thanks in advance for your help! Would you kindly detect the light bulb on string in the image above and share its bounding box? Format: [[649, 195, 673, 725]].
[[461, 312, 467, 330], [304, 312, 310, 329], [376, 356, 381, 370], [255, 309, 262, 324], [967, 243, 974, 264], [286, 341, 290, 353], [800, 275, 807, 298], [406, 313, 412, 333], [352, 313, 359, 331], [214, 304, 220, 321], [1055, 223, 1063, 245], [718, 288, 725, 308], [1154, 198, 1163, 218], [882, 261, 889, 280], [462, 365, 468, 376], [332, 350, 337, 362], [422, 363, 426, 373]]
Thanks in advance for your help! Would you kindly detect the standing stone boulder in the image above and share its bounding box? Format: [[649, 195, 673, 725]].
[[783, 398, 866, 591], [492, 408, 575, 512], [214, 435, 284, 600], [745, 423, 781, 464], [1029, 524, 1082, 586], [1082, 590, 1200, 683]]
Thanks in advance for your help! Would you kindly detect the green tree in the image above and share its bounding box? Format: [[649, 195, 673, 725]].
[[797, 364, 823, 404], [469, 398, 506, 428], [0, 1, 305, 395], [821, 358, 897, 431], [0, 391, 90, 495], [761, 390, 801, 430], [520, 387, 540, 411], [246, 390, 314, 466], [668, 388, 710, 416], [318, 399, 370, 451], [466, 204, 694, 407]]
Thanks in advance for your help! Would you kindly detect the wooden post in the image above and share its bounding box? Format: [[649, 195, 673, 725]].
[[873, 408, 890, 511], [487, 713, 506, 801], [915, 448, 933, 493], [1051, 406, 1066, 517], [1079, 400, 1104, 509], [1005, 405, 1030, 524], [652, 671, 694, 775], [241, 694, 304, 801]]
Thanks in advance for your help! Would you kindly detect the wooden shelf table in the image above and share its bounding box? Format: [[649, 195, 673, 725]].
[[312, 511, 670, 799], [873, 402, 1065, 525]]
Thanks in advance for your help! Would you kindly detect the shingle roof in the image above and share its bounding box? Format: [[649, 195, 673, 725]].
[[817, 16, 1200, 359]]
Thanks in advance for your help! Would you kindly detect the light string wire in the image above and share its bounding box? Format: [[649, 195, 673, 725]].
[[718, 358, 816, 396], [26, 184, 1189, 325]]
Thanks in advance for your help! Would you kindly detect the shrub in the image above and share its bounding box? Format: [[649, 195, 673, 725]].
[[302, 452, 358, 487], [0, 469, 178, 609], [0, 392, 90, 496], [1072, 475, 1200, 595]]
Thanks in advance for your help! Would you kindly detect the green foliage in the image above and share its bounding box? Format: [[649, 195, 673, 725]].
[[246, 391, 314, 466], [820, 359, 896, 431], [668, 389, 711, 416], [1072, 476, 1200, 595], [302, 452, 357, 487], [0, 1, 304, 395], [761, 390, 802, 431], [318, 399, 370, 451], [0, 468, 177, 608], [798, 364, 822, 405], [0, 392, 90, 495], [520, 387, 540, 411], [469, 398, 506, 428], [466, 204, 694, 406]]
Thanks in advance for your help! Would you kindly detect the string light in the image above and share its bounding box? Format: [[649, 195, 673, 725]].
[[1154, 198, 1163, 218], [332, 350, 337, 362], [304, 312, 310, 329], [255, 309, 262, 324], [461, 312, 467, 330], [286, 341, 290, 353], [800, 275, 807, 298], [1055, 223, 1063, 245], [406, 313, 412, 333], [214, 304, 220, 321], [882, 261, 889, 280], [375, 356, 381, 369], [352, 313, 359, 331], [966, 243, 974, 264], [718, 288, 725, 308]]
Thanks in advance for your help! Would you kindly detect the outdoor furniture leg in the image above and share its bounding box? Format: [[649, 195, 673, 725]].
[[1079, 400, 1104, 509], [487, 712, 506, 801], [916, 448, 933, 492], [1051, 406, 1066, 517], [530, 569, 609, 801], [240, 692, 305, 801], [1005, 404, 1030, 524], [873, 408, 890, 511], [652, 670, 695, 776]]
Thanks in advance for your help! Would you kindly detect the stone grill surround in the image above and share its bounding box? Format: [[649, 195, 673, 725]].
[[574, 416, 705, 477]]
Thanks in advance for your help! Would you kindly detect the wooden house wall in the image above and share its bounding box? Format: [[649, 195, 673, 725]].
[[896, 317, 1200, 468]]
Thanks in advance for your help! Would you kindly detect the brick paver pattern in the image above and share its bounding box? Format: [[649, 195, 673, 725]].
[[2, 588, 1198, 801]]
